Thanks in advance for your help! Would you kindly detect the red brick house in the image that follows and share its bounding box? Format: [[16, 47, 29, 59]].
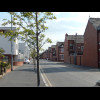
[[48, 47, 51, 60], [64, 33, 84, 64], [51, 45, 57, 61], [40, 45, 57, 61], [83, 18, 100, 68], [56, 42, 64, 62], [40, 50, 48, 59]]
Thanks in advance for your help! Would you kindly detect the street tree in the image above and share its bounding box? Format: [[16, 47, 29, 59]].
[[29, 33, 52, 70]]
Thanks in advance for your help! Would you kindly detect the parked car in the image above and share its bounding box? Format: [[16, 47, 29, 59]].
[[24, 59, 30, 64]]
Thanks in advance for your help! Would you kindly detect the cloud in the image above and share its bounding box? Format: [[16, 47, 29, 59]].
[[53, 12, 61, 15]]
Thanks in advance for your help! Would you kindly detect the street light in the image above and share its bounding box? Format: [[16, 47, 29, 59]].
[[11, 14, 13, 71], [74, 33, 77, 65]]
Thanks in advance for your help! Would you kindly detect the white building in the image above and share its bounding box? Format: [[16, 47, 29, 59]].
[[19, 43, 30, 60], [0, 27, 18, 62]]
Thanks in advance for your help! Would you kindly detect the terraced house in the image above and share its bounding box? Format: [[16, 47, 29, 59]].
[[48, 47, 51, 60], [64, 33, 84, 64], [37, 17, 100, 69], [56, 42, 64, 62], [51, 45, 57, 61], [83, 18, 100, 68]]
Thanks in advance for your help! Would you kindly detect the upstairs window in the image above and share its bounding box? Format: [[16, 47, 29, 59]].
[[69, 44, 74, 50], [59, 48, 64, 53], [81, 46, 84, 52], [59, 54, 64, 60]]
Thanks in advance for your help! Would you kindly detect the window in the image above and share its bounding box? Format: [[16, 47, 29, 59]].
[[61, 48, 64, 53], [77, 46, 80, 49], [59, 54, 64, 60], [52, 50, 56, 56], [69, 44, 74, 50], [59, 48, 64, 53], [81, 46, 84, 51]]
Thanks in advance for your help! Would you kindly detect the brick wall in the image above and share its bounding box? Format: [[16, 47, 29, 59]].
[[64, 34, 70, 63], [70, 56, 74, 64], [56, 45, 59, 61], [83, 20, 98, 68], [70, 55, 83, 65], [13, 61, 23, 66], [76, 55, 83, 65]]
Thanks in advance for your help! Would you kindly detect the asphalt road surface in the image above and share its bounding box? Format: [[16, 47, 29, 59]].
[[40, 59, 100, 87]]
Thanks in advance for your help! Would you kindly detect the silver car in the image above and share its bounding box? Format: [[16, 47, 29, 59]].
[[24, 59, 30, 64]]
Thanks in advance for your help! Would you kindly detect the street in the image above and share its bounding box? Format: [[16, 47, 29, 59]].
[[40, 59, 100, 87], [0, 59, 100, 87]]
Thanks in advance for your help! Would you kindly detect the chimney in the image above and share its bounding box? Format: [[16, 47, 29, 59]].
[[66, 33, 68, 36], [75, 33, 77, 36]]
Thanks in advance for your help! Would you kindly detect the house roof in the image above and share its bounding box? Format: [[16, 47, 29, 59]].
[[56, 42, 64, 47], [51, 45, 56, 49], [67, 35, 84, 43], [48, 47, 51, 51], [89, 18, 100, 30]]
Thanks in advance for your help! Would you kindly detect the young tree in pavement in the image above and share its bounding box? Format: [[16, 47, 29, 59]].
[[29, 33, 52, 70]]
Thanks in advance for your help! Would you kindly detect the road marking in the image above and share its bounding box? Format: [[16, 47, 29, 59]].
[[40, 65, 52, 87]]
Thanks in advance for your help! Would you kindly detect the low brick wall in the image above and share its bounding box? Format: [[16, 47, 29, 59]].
[[70, 56, 74, 64], [70, 55, 83, 65], [81, 55, 83, 65], [76, 56, 81, 65], [6, 69, 11, 73], [13, 61, 24, 66]]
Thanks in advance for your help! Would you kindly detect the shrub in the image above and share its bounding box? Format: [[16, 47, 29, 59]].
[[0, 61, 10, 68]]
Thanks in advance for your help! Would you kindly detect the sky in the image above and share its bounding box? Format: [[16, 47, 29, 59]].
[[0, 12, 100, 51]]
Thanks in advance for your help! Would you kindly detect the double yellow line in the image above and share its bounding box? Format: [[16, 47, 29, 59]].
[[40, 65, 52, 87]]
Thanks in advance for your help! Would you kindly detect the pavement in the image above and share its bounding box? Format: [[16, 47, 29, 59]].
[[0, 63, 45, 87], [0, 65, 20, 79]]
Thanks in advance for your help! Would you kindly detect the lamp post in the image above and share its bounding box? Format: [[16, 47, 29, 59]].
[[74, 33, 77, 65], [11, 14, 13, 71]]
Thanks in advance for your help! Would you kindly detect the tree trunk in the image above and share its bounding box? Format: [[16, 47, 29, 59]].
[[33, 58, 36, 70], [36, 12, 40, 86]]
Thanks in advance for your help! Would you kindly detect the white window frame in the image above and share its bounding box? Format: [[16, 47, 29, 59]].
[[61, 48, 64, 53], [81, 46, 84, 51], [59, 54, 64, 60]]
